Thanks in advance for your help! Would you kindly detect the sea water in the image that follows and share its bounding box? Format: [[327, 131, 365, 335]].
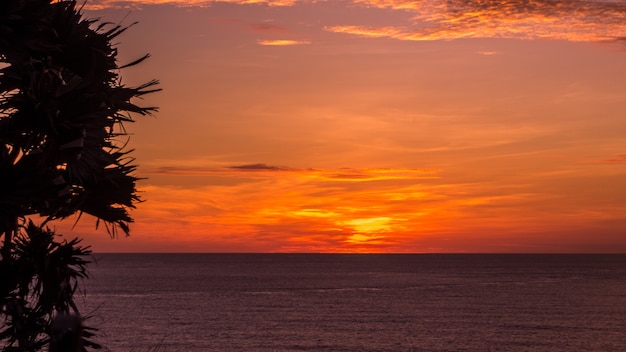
[[78, 254, 626, 351]]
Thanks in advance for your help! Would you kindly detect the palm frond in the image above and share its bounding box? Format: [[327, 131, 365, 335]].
[[1, 0, 159, 236]]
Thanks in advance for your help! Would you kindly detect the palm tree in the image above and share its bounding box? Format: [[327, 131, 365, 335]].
[[0, 0, 159, 350], [0, 221, 100, 351]]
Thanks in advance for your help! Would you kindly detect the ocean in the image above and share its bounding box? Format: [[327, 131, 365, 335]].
[[78, 254, 626, 351]]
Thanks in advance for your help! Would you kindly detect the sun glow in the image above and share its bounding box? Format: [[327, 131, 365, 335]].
[[70, 0, 626, 253], [340, 217, 395, 234]]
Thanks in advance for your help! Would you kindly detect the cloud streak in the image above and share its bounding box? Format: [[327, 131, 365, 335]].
[[83, 0, 298, 9], [63, 159, 626, 253], [229, 163, 289, 170], [113, 162, 614, 252], [143, 164, 438, 183], [257, 39, 311, 46], [86, 0, 625, 43], [329, 0, 626, 42], [115, 164, 453, 251]]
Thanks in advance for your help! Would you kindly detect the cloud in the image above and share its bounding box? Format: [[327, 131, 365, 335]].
[[63, 159, 626, 252], [144, 164, 436, 180], [314, 168, 439, 182], [85, 0, 626, 43], [328, 0, 626, 42], [142, 166, 222, 175], [131, 169, 572, 252], [257, 39, 311, 46], [83, 0, 298, 10], [229, 163, 289, 170], [141, 164, 292, 177]]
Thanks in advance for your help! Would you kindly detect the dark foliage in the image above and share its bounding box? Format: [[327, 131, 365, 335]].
[[0, 0, 159, 350], [0, 222, 99, 351], [0, 0, 159, 240]]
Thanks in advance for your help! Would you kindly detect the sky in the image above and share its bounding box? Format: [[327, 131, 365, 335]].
[[56, 0, 626, 253]]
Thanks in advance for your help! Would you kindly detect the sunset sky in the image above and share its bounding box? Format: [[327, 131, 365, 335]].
[[58, 0, 626, 253]]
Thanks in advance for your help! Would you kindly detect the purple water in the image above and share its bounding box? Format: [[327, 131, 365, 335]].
[[79, 254, 626, 351]]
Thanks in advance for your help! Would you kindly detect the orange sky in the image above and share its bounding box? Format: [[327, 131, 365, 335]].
[[53, 0, 626, 252]]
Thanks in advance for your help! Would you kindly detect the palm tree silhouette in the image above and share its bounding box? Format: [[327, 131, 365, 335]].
[[0, 0, 159, 350]]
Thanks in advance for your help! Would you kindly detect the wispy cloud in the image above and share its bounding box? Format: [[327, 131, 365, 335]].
[[86, 0, 626, 43], [62, 159, 626, 252], [229, 163, 290, 170], [144, 164, 436, 180], [257, 39, 311, 46], [115, 163, 589, 252], [84, 0, 298, 10], [118, 164, 448, 251], [329, 0, 626, 42]]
